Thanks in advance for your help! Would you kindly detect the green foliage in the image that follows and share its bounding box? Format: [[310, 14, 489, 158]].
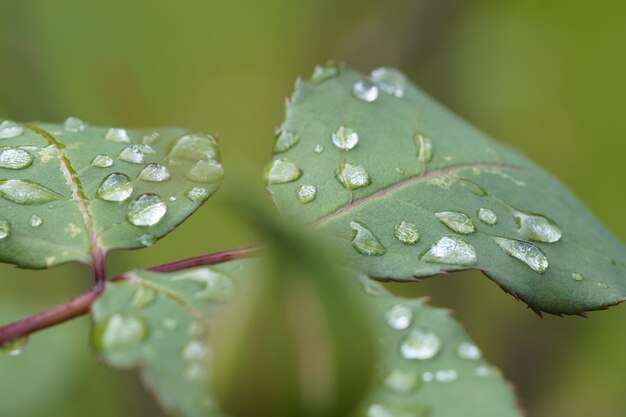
[[266, 66, 626, 315]]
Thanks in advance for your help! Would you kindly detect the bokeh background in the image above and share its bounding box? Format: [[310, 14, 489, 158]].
[[1, 1, 625, 416]]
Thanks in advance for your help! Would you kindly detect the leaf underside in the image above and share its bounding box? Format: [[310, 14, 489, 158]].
[[0, 121, 222, 269], [92, 259, 522, 417], [266, 66, 626, 315]]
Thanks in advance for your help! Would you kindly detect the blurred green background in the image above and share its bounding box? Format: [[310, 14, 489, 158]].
[[1, 1, 625, 416]]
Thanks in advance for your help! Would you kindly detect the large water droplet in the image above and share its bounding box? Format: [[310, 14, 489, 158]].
[[168, 133, 219, 162], [96, 173, 133, 202], [186, 160, 224, 183], [478, 208, 497, 225], [0, 121, 24, 139], [349, 221, 386, 256], [138, 163, 171, 182], [273, 130, 300, 154], [264, 159, 302, 184], [385, 304, 413, 330], [138, 233, 157, 247], [331, 126, 359, 150], [172, 269, 235, 301], [1, 336, 28, 356], [457, 341, 481, 360], [511, 210, 562, 243], [311, 63, 339, 83], [353, 80, 379, 102], [421, 236, 477, 266], [336, 162, 371, 190], [371, 68, 406, 98], [0, 217, 11, 239], [63, 117, 85, 132], [29, 214, 43, 228], [435, 369, 458, 383], [572, 272, 584, 282], [96, 314, 148, 350], [0, 148, 33, 169], [435, 211, 476, 234], [131, 287, 156, 308], [296, 184, 317, 204], [494, 237, 548, 274], [416, 134, 433, 164], [105, 128, 130, 143], [127, 194, 167, 226], [185, 187, 210, 203], [394, 221, 420, 245], [92, 154, 113, 168], [384, 369, 420, 394], [118, 145, 145, 164], [400, 328, 442, 360], [0, 180, 63, 204]]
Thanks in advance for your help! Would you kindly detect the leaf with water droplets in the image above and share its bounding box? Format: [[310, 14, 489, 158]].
[[265, 66, 626, 314], [0, 121, 222, 269]]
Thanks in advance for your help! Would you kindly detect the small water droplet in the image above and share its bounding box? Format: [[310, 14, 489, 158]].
[[422, 372, 434, 382], [127, 194, 167, 226], [1, 336, 28, 356], [138, 163, 171, 182], [336, 162, 371, 190], [457, 341, 481, 360], [572, 272, 584, 282], [435, 211, 476, 234], [478, 208, 497, 225], [0, 120, 24, 139], [264, 159, 302, 184], [296, 184, 317, 204], [92, 154, 113, 168], [475, 365, 498, 378], [400, 328, 442, 360], [161, 318, 178, 330], [138, 233, 157, 247], [367, 403, 422, 417], [0, 148, 33, 169], [353, 80, 379, 102], [313, 144, 324, 153], [385, 304, 413, 330], [349, 221, 386, 256], [136, 144, 155, 154], [460, 180, 487, 196], [118, 145, 146, 164], [494, 237, 548, 274], [510, 209, 562, 243], [311, 63, 339, 83], [0, 217, 11, 239], [384, 369, 420, 394], [273, 130, 300, 154], [331, 126, 359, 150], [169, 196, 177, 202], [142, 132, 160, 145], [421, 236, 477, 266], [29, 214, 43, 228], [598, 282, 609, 289], [63, 117, 86, 132], [96, 314, 148, 350], [131, 287, 156, 308], [435, 369, 458, 383], [182, 340, 211, 361], [96, 173, 133, 202], [185, 187, 210, 203], [0, 179, 63, 204], [168, 133, 219, 162], [359, 274, 386, 296], [173, 269, 235, 301], [394, 221, 420, 245], [186, 160, 224, 183], [187, 321, 205, 338], [416, 134, 433, 164], [371, 68, 406, 98], [105, 128, 130, 143]]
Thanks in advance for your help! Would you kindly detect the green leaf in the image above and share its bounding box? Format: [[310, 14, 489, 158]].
[[92, 261, 521, 417], [265, 65, 626, 315], [0, 119, 222, 269]]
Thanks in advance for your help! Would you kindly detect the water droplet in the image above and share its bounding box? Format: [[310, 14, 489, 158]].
[[311, 63, 339, 83], [185, 187, 210, 203], [478, 208, 497, 225], [572, 272, 584, 282], [131, 287, 156, 308], [313, 144, 324, 153], [105, 128, 130, 143], [127, 194, 167, 226], [422, 372, 434, 382], [336, 162, 371, 190], [1, 336, 28, 356], [511, 210, 562, 243], [0, 217, 11, 239], [475, 365, 498, 378], [457, 342, 481, 360], [187, 321, 205, 338], [359, 274, 386, 296], [264, 159, 302, 184], [118, 145, 145, 164], [96, 314, 148, 350], [400, 328, 442, 360], [297, 184, 317, 204], [598, 282, 609, 289], [435, 211, 476, 234], [435, 369, 458, 383], [460, 180, 487, 196], [421, 236, 477, 266], [331, 126, 359, 150], [416, 134, 433, 164], [371, 68, 406, 98], [394, 221, 420, 245], [367, 403, 425, 417], [385, 304, 413, 330], [63, 117, 85, 132], [138, 233, 157, 247], [384, 369, 420, 394], [0, 180, 63, 204], [494, 237, 548, 274], [0, 120, 24, 139], [96, 173, 133, 202], [92, 154, 113, 168], [0, 148, 33, 169], [168, 133, 219, 162], [273, 130, 300, 154], [186, 159, 224, 183], [138, 163, 171, 182], [353, 80, 379, 102], [349, 221, 386, 256], [29, 214, 43, 228], [136, 144, 155, 154], [142, 132, 160, 145], [161, 318, 178, 330], [182, 340, 211, 361], [173, 269, 235, 301]]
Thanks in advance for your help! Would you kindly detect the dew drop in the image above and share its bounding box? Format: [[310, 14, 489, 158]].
[[478, 208, 497, 225], [63, 117, 85, 132], [161, 318, 178, 330], [1, 336, 28, 356], [460, 180, 487, 196], [349, 221, 386, 256], [336, 162, 371, 190], [186, 160, 224, 183], [142, 132, 160, 145], [457, 341, 481, 360], [138, 233, 157, 247], [0, 120, 24, 139], [138, 163, 171, 182], [598, 282, 609, 289], [29, 214, 43, 228], [384, 369, 420, 394], [0, 148, 33, 169], [168, 133, 219, 162], [187, 321, 205, 338], [371, 68, 406, 98], [264, 159, 302, 184], [421, 372, 434, 382], [493, 237, 548, 274], [313, 144, 324, 153], [273, 130, 300, 154], [311, 63, 339, 83], [105, 128, 130, 143], [511, 210, 561, 243], [353, 80, 379, 102], [359, 274, 386, 296], [127, 194, 167, 226], [91, 154, 113, 168], [131, 287, 156, 308], [136, 144, 155, 154], [385, 304, 413, 330], [0, 180, 63, 204], [475, 365, 498, 378], [572, 272, 584, 282], [172, 269, 235, 301], [435, 211, 476, 234], [331, 126, 359, 150], [96, 173, 133, 202], [394, 221, 420, 245], [185, 187, 210, 203], [416, 134, 433, 164], [435, 369, 458, 383], [182, 340, 211, 361], [96, 314, 148, 350], [400, 328, 442, 360], [0, 217, 11, 239], [297, 184, 317, 204], [118, 145, 146, 164], [421, 236, 477, 266]]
